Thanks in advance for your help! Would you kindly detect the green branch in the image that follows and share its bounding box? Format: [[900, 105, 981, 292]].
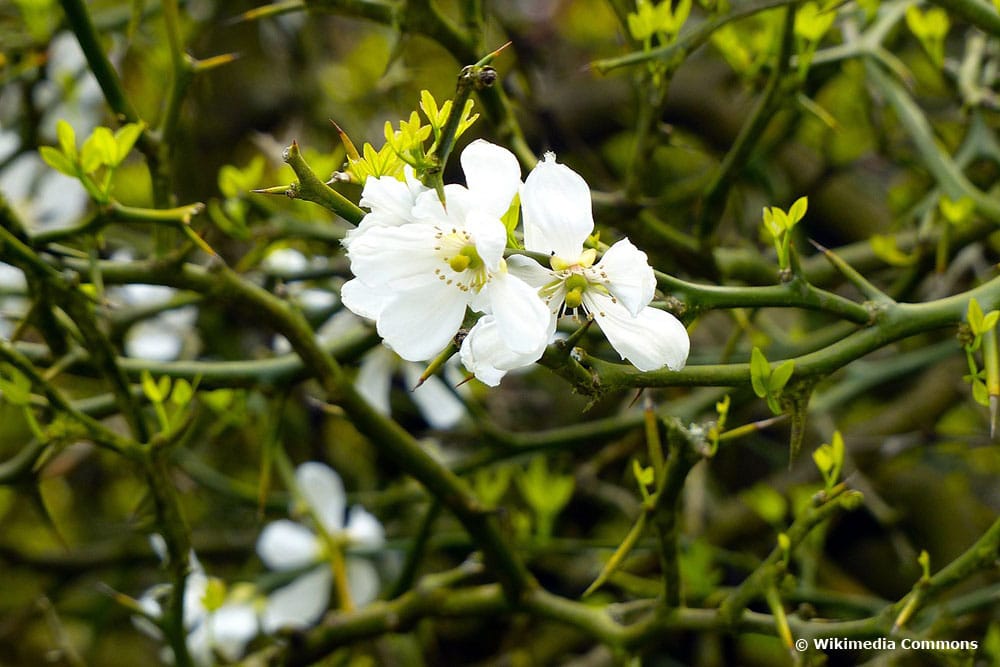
[[574, 274, 1000, 391], [591, 0, 799, 74]]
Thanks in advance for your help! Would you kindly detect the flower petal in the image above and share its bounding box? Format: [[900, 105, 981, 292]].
[[340, 278, 392, 322], [586, 294, 690, 372], [261, 566, 331, 633], [460, 139, 522, 218], [205, 603, 258, 662], [506, 254, 556, 290], [346, 558, 381, 607], [359, 174, 425, 225], [346, 223, 443, 290], [374, 282, 468, 361], [594, 238, 656, 317], [402, 363, 467, 429], [355, 347, 395, 416], [460, 314, 554, 386], [484, 272, 553, 355], [345, 506, 385, 548], [522, 153, 594, 259], [296, 462, 347, 533], [465, 209, 508, 271], [257, 520, 320, 570], [185, 622, 214, 667]]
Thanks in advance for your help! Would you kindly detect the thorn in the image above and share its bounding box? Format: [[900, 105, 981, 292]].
[[491, 41, 513, 57], [252, 184, 294, 195], [228, 0, 304, 25], [331, 120, 360, 162], [193, 52, 240, 73], [455, 373, 475, 388], [474, 41, 513, 67], [628, 388, 645, 409]]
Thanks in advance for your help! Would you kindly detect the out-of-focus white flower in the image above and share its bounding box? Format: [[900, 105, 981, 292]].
[[356, 344, 468, 429], [508, 153, 690, 372], [256, 462, 384, 632], [342, 140, 551, 366], [261, 247, 310, 274], [113, 280, 199, 361], [135, 537, 258, 666], [0, 262, 28, 340]]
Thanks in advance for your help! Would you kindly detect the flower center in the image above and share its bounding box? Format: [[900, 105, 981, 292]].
[[564, 273, 589, 309], [448, 243, 483, 272], [433, 228, 490, 293]]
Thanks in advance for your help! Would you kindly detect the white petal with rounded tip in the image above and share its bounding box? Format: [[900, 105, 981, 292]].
[[522, 154, 594, 259], [296, 462, 347, 533], [261, 566, 331, 633], [485, 272, 553, 355], [595, 238, 656, 317], [340, 278, 392, 322], [359, 175, 424, 225], [460, 314, 554, 386], [375, 282, 468, 362], [346, 558, 381, 607], [346, 506, 385, 547], [586, 293, 690, 372], [461, 139, 522, 218], [257, 520, 320, 570]]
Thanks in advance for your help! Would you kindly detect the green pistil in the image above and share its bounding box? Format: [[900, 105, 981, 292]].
[[449, 243, 482, 273], [564, 273, 589, 309]]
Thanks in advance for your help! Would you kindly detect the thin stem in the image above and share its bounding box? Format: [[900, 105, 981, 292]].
[[697, 5, 795, 242], [57, 0, 140, 123]]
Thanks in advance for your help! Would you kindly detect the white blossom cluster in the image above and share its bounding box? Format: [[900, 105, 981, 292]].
[[342, 140, 690, 386]]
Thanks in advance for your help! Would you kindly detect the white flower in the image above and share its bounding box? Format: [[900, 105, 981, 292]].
[[256, 462, 384, 633], [508, 153, 690, 372], [135, 538, 258, 666], [342, 140, 551, 366]]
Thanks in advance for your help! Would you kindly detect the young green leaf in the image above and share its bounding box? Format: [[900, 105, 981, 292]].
[[750, 347, 770, 398], [968, 298, 986, 336], [56, 120, 77, 159], [769, 359, 795, 394], [113, 122, 145, 165], [787, 196, 808, 227], [39, 146, 78, 177]]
